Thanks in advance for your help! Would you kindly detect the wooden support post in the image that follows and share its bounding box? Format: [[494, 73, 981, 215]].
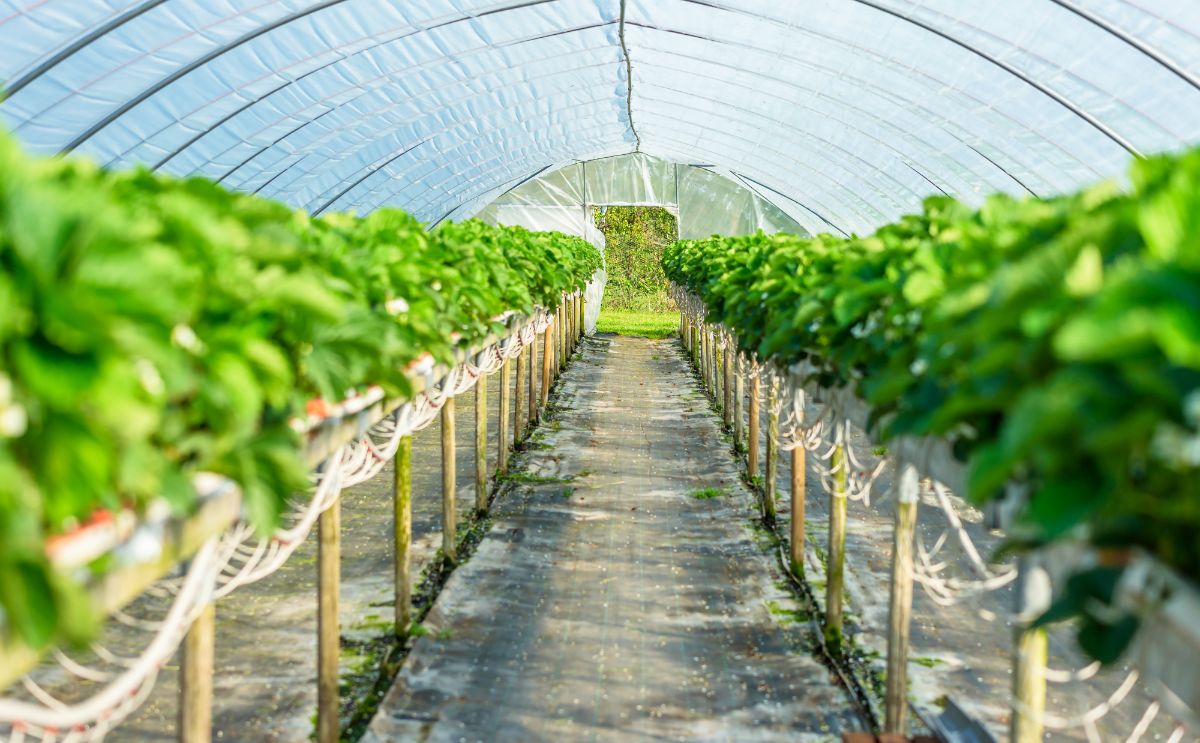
[[885, 463, 920, 734], [441, 398, 457, 563], [748, 374, 761, 478], [317, 497, 340, 743], [394, 434, 412, 633], [179, 601, 215, 743], [712, 336, 720, 396], [513, 347, 526, 444], [691, 325, 699, 365], [1012, 556, 1050, 743], [553, 302, 560, 370], [734, 355, 745, 451], [764, 383, 779, 523], [528, 329, 538, 423], [542, 317, 553, 408], [790, 445, 805, 573], [575, 294, 582, 345], [825, 444, 847, 648], [714, 344, 723, 408], [722, 339, 733, 428], [474, 377, 488, 513], [700, 328, 710, 391], [704, 330, 712, 391], [497, 360, 511, 476], [559, 301, 566, 366]]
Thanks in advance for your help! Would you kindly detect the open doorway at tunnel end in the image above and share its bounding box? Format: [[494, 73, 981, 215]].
[[593, 205, 679, 338]]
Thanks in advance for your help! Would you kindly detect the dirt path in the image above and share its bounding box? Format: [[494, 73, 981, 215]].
[[365, 335, 862, 742]]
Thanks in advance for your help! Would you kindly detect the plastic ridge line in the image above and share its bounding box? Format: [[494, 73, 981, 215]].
[[618, 0, 641, 152]]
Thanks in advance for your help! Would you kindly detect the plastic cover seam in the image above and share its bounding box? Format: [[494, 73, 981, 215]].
[[619, 0, 641, 152]]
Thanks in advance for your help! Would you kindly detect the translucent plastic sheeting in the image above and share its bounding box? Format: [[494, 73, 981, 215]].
[[476, 200, 608, 333], [1, 1, 1198, 234], [474, 153, 807, 239]]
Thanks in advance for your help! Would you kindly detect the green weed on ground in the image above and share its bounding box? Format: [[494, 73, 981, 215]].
[[690, 486, 728, 500], [596, 310, 677, 339]]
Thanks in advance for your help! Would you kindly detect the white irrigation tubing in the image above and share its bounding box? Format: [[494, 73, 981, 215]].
[[1044, 662, 1103, 684], [676, 292, 1200, 743], [1, 326, 535, 740], [1010, 669, 1142, 732], [0, 539, 219, 734]]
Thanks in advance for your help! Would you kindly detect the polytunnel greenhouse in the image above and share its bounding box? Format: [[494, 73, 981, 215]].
[[0, 1, 1199, 741]]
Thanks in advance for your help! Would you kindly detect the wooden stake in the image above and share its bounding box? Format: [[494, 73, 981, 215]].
[[1012, 556, 1050, 743], [394, 434, 412, 633], [825, 444, 847, 648], [764, 383, 779, 523], [474, 377, 488, 513], [885, 463, 919, 734], [317, 497, 340, 743], [722, 340, 733, 428], [179, 601, 214, 743], [528, 329, 538, 423], [734, 355, 745, 452], [790, 446, 805, 572], [542, 316, 553, 408], [706, 330, 715, 392], [513, 347, 526, 444], [705, 330, 714, 392], [497, 360, 510, 476], [713, 337, 721, 397], [441, 398, 457, 563], [748, 374, 761, 478], [549, 305, 557, 375]]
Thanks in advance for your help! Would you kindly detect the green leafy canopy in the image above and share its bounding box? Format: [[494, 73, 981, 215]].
[[664, 148, 1200, 663], [0, 131, 601, 650]]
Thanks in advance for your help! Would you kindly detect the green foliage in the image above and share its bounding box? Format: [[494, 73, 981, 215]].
[[0, 131, 600, 652], [690, 486, 728, 500], [595, 310, 677, 339], [595, 206, 677, 312], [664, 148, 1200, 663]]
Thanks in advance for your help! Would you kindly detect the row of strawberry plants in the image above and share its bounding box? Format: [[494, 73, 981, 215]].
[[663, 148, 1200, 663], [0, 132, 602, 652]]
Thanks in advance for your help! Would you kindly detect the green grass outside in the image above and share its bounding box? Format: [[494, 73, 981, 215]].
[[595, 309, 678, 339]]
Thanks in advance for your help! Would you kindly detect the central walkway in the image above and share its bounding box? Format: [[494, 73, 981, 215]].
[[366, 335, 861, 742]]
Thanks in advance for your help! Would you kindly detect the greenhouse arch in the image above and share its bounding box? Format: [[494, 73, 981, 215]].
[[2, 3, 1200, 743], [3, 2, 1198, 235]]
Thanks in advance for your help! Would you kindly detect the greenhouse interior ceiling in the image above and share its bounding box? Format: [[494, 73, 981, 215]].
[[5, 2, 1200, 742], [2, 0, 1199, 235]]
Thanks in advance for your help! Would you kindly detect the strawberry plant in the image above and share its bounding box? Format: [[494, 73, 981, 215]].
[[0, 131, 601, 652], [664, 148, 1200, 663]]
